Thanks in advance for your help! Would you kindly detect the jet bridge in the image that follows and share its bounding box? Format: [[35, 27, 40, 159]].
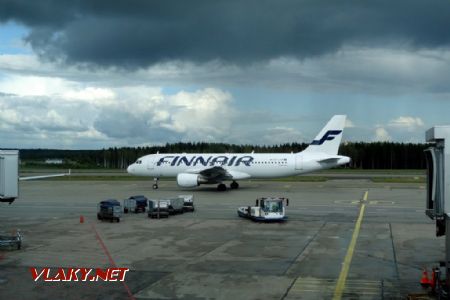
[[425, 126, 450, 289], [0, 150, 19, 204]]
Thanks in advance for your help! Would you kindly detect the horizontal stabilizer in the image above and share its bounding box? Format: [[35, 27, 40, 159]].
[[317, 157, 340, 163], [317, 155, 351, 165]]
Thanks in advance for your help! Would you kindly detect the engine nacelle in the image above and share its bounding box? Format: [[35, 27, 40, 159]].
[[177, 173, 200, 187]]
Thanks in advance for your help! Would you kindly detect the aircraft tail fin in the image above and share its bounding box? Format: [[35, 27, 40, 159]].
[[302, 115, 346, 155]]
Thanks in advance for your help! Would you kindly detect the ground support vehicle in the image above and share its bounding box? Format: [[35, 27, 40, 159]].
[[178, 194, 195, 212], [123, 195, 148, 213], [237, 197, 288, 222], [166, 197, 185, 215], [148, 200, 170, 218], [0, 230, 22, 250], [97, 199, 122, 222]]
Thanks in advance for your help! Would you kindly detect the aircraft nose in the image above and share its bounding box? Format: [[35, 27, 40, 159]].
[[127, 164, 134, 174]]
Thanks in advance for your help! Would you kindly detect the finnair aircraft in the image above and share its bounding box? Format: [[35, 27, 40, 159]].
[[127, 115, 350, 191]]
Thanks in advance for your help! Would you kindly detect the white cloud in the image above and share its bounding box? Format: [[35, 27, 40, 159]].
[[373, 127, 391, 142], [0, 54, 41, 72], [345, 119, 355, 128], [0, 85, 236, 148], [260, 126, 303, 145], [62, 87, 116, 104], [160, 88, 234, 139], [388, 116, 424, 131], [0, 108, 20, 125], [0, 74, 72, 97]]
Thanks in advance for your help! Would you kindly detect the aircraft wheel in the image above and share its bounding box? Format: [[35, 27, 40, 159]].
[[217, 183, 227, 191], [230, 181, 239, 189], [153, 184, 158, 189]]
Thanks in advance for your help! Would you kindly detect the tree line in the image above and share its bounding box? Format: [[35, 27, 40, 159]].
[[17, 141, 429, 169]]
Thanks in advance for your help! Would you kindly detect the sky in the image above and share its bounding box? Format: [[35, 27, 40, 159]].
[[1, 0, 450, 149]]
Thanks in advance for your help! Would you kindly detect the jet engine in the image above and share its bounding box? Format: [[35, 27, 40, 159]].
[[177, 173, 200, 187]]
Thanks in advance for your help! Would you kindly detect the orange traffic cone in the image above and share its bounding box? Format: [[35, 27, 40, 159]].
[[420, 268, 430, 287], [431, 267, 440, 291]]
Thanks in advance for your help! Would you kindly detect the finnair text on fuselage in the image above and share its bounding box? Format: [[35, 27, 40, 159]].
[[157, 155, 254, 167]]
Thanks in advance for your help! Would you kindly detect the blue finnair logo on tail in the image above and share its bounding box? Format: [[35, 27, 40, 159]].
[[311, 130, 342, 145]]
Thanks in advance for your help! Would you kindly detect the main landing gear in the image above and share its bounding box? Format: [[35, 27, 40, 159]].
[[217, 183, 226, 191], [230, 181, 239, 189], [153, 177, 159, 189], [217, 181, 239, 191]]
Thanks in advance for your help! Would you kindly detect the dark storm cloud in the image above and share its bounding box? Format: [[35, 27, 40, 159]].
[[1, 0, 450, 68]]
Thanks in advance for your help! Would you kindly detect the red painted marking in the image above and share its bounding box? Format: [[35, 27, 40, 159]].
[[91, 224, 135, 300]]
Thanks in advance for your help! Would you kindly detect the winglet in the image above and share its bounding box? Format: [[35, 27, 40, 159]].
[[302, 115, 346, 155]]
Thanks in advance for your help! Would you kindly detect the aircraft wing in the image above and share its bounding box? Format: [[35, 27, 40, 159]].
[[19, 169, 71, 181], [184, 166, 250, 181], [185, 166, 231, 180], [198, 166, 229, 178]]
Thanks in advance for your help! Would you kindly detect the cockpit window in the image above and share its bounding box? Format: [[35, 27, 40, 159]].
[[136, 160, 142, 164]]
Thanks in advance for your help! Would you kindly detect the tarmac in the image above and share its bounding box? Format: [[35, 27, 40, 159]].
[[0, 179, 442, 299]]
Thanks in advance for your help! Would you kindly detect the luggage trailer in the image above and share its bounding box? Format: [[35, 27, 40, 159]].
[[97, 199, 122, 222], [123, 195, 148, 213], [148, 199, 170, 218]]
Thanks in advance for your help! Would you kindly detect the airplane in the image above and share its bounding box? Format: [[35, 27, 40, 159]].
[[126, 115, 351, 191]]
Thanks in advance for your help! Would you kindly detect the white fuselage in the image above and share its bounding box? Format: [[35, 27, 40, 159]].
[[127, 152, 350, 179]]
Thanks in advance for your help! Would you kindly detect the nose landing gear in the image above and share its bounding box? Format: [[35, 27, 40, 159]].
[[153, 177, 159, 189]]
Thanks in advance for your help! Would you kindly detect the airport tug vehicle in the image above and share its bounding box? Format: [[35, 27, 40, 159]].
[[178, 194, 195, 212], [238, 197, 288, 222]]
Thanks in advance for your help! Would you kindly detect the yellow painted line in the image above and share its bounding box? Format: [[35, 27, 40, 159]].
[[332, 190, 368, 300]]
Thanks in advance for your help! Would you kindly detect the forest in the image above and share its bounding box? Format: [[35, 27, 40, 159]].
[[17, 142, 429, 170]]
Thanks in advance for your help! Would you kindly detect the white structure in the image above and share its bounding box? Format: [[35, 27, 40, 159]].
[[0, 150, 70, 204], [425, 126, 450, 287], [45, 159, 63, 165], [0, 150, 19, 204]]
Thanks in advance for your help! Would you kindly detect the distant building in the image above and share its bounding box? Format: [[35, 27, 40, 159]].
[[45, 159, 63, 165]]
